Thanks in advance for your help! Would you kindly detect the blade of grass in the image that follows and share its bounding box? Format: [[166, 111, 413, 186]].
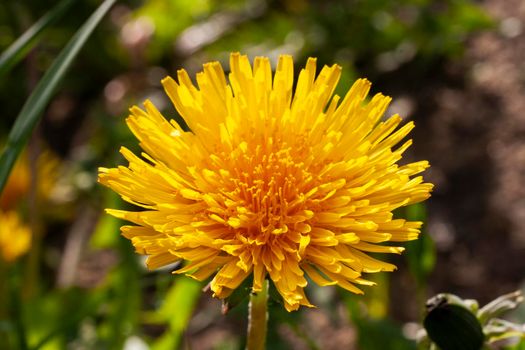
[[0, 0, 116, 194], [8, 264, 29, 350], [0, 0, 76, 78], [151, 277, 203, 350]]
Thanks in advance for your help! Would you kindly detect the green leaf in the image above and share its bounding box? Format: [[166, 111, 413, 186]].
[[90, 192, 122, 248], [403, 203, 436, 288], [96, 238, 142, 349], [151, 277, 202, 350], [0, 0, 76, 79], [0, 0, 117, 194], [29, 288, 106, 350], [222, 276, 252, 314]]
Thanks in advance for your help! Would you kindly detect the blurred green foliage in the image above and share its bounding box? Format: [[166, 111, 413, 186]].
[[403, 203, 436, 299], [0, 0, 513, 349]]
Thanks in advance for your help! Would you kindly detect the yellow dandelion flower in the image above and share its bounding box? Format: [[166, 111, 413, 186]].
[[0, 210, 31, 263], [0, 149, 59, 211], [99, 53, 433, 311], [0, 153, 30, 210]]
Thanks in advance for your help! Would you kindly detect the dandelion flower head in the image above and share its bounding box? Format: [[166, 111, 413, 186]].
[[99, 53, 433, 311], [0, 210, 31, 263], [0, 153, 30, 210], [0, 150, 59, 210]]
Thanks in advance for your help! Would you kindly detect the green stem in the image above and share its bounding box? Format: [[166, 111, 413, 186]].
[[0, 262, 29, 350], [23, 135, 40, 299], [246, 280, 268, 350], [9, 264, 28, 350], [0, 262, 11, 350]]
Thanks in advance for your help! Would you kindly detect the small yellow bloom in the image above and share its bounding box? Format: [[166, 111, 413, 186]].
[[0, 154, 30, 210], [0, 150, 59, 210], [99, 53, 433, 311], [0, 210, 31, 263]]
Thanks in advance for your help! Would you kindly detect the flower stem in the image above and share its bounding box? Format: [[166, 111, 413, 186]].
[[246, 279, 269, 350]]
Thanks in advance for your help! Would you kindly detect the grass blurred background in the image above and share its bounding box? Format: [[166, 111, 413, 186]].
[[1, 0, 524, 349]]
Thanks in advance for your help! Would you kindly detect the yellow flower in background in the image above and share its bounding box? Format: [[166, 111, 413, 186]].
[[0, 153, 30, 210], [0, 150, 59, 211], [0, 210, 31, 263], [99, 53, 433, 311]]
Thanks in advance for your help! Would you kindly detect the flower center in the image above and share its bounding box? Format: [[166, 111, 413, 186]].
[[216, 138, 316, 245]]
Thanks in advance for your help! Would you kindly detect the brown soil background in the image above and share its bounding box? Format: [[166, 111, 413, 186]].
[[412, 0, 525, 302]]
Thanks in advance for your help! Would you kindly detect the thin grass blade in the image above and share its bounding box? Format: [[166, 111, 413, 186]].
[[0, 0, 76, 78], [151, 277, 202, 350], [0, 0, 116, 194]]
